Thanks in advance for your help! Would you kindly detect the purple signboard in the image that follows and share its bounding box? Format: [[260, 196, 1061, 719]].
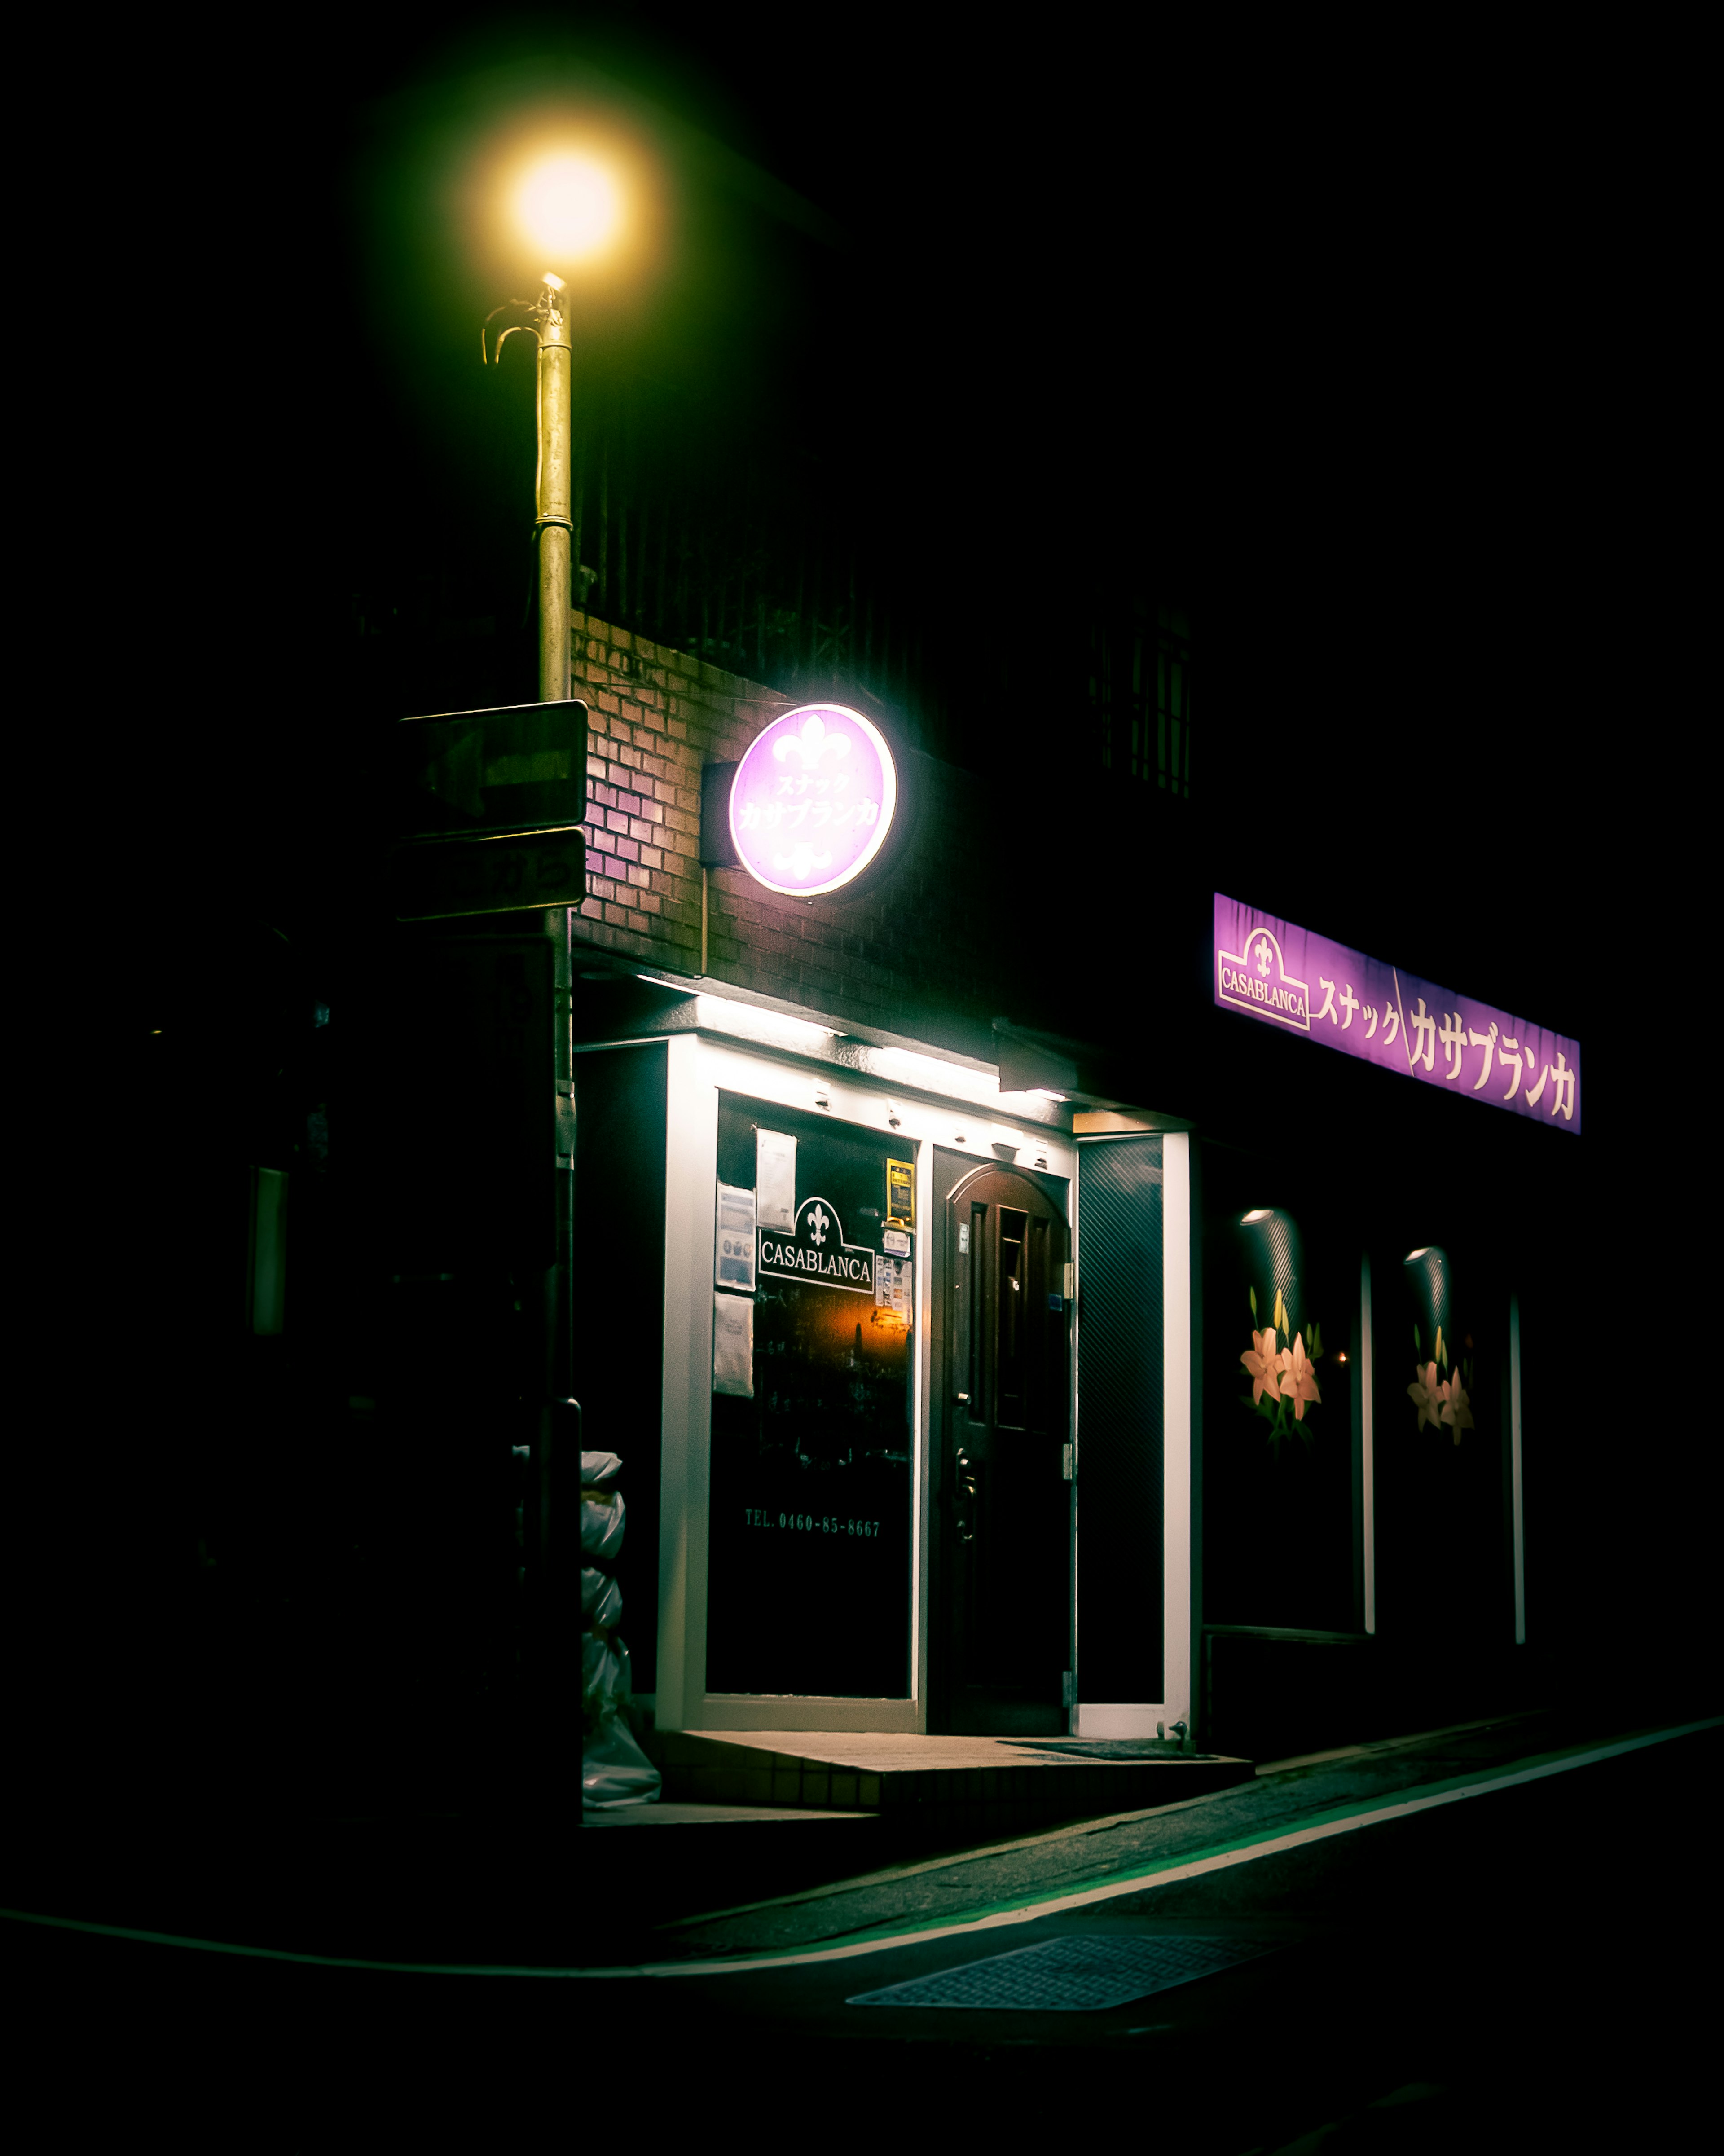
[[1214, 892, 1581, 1133], [730, 704, 899, 898]]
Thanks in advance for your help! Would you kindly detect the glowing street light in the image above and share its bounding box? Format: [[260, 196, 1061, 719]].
[[485, 149, 626, 704], [514, 152, 622, 264]]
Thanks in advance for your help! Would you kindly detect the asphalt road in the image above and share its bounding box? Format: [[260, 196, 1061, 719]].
[[6, 1712, 1719, 2149]]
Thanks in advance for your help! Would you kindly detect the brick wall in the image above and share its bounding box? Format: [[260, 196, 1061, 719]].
[[574, 612, 1009, 1058]]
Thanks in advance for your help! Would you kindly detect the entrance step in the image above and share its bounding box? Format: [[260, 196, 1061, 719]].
[[644, 1729, 1253, 1830]]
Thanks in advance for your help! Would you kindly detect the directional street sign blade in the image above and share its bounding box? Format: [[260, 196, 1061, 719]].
[[390, 829, 587, 921], [389, 699, 589, 919], [394, 699, 588, 842]]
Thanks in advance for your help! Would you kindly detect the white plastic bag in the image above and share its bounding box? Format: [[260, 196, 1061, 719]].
[[580, 1451, 624, 1486], [580, 1628, 660, 1808], [581, 1489, 625, 1562], [582, 1630, 633, 1724], [582, 1717, 662, 1810], [581, 1565, 623, 1631]]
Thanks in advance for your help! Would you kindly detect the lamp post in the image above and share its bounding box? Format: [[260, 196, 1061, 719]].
[[478, 152, 621, 1753], [488, 150, 622, 703], [483, 272, 573, 701], [535, 273, 573, 704]]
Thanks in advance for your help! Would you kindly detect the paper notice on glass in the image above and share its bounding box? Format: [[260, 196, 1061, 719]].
[[875, 1258, 914, 1320], [756, 1129, 797, 1230], [712, 1292, 754, 1397], [715, 1182, 756, 1289]]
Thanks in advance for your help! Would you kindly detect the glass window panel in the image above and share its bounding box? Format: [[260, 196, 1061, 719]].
[[705, 1091, 914, 1697]]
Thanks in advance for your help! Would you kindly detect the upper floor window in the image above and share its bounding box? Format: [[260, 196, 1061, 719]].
[[1094, 603, 1192, 796]]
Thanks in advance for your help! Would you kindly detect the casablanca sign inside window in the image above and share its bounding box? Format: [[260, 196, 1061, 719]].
[[1214, 893, 1581, 1133], [730, 704, 898, 898]]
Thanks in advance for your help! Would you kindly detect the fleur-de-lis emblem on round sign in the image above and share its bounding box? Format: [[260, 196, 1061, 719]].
[[771, 841, 835, 880], [808, 1204, 830, 1246], [771, 713, 852, 771]]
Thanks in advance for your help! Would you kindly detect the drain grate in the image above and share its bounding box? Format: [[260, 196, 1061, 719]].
[[847, 1932, 1274, 2011]]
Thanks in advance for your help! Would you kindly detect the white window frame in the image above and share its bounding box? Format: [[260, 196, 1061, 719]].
[[1071, 1131, 1194, 1741], [651, 1030, 1078, 1734]]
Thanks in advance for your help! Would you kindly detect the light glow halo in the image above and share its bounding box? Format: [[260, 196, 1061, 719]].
[[729, 704, 899, 898], [514, 152, 622, 262]]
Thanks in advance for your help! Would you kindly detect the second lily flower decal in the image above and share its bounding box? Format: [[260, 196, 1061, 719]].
[[1239, 1285, 1324, 1453], [1407, 1322, 1474, 1444]]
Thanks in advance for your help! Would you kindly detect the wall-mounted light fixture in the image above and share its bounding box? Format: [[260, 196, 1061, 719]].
[[1402, 1246, 1451, 1355], [1237, 1206, 1305, 1340]]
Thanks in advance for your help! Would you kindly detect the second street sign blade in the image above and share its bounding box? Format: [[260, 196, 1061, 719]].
[[391, 830, 587, 921]]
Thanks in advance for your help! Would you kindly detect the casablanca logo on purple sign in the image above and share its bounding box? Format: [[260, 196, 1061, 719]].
[[1214, 893, 1582, 1133], [1218, 925, 1311, 1030], [729, 704, 898, 898]]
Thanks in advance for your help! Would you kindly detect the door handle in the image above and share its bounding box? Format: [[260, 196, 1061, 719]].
[[954, 1446, 977, 1543], [953, 1391, 969, 1405]]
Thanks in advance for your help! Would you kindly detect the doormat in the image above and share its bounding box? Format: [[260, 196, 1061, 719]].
[[1017, 1740, 1222, 1761], [846, 1932, 1274, 2011]]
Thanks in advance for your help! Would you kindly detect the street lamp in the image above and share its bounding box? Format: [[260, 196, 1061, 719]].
[[485, 151, 623, 705]]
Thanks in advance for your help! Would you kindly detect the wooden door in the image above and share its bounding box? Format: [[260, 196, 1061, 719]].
[[934, 1157, 1071, 1733]]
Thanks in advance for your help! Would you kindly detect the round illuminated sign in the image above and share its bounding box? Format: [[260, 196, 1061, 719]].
[[729, 704, 899, 897]]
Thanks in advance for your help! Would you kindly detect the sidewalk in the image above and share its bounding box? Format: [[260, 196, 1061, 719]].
[[579, 1703, 1716, 1965], [4, 1703, 1715, 1974]]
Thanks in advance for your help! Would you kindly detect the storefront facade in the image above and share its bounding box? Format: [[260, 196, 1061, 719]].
[[562, 614, 1580, 1750]]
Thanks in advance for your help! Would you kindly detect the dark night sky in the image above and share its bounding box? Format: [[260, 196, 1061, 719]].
[[86, 11, 1696, 1080]]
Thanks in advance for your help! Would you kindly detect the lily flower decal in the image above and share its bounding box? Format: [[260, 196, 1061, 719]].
[[1439, 1374, 1475, 1444], [1240, 1327, 1280, 1406], [1407, 1361, 1443, 1434], [1239, 1289, 1324, 1450], [1280, 1332, 1323, 1421]]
